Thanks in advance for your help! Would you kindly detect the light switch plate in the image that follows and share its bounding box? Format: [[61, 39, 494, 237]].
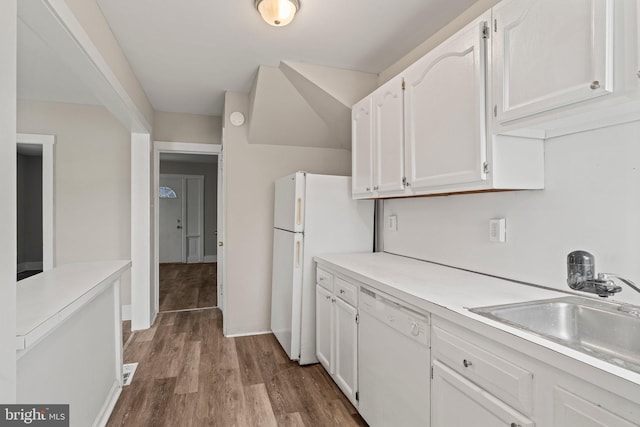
[[489, 218, 506, 243], [387, 215, 398, 231]]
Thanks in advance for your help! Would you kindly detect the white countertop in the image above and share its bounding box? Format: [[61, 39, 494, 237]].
[[16, 260, 131, 351], [315, 252, 640, 387]]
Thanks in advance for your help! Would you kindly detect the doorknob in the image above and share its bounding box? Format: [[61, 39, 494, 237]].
[[177, 225, 183, 229]]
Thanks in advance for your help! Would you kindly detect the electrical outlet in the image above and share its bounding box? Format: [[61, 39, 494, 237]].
[[489, 218, 506, 243]]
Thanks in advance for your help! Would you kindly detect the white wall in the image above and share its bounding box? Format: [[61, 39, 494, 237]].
[[0, 0, 17, 403], [378, 0, 499, 85], [159, 160, 218, 258], [384, 121, 640, 306], [223, 91, 352, 335], [154, 111, 222, 144], [17, 100, 133, 304]]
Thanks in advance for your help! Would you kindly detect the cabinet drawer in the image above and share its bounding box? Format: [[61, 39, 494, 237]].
[[334, 277, 357, 306], [432, 325, 534, 415], [316, 268, 333, 291]]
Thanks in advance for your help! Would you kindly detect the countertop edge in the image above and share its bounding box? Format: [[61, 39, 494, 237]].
[[16, 260, 132, 352]]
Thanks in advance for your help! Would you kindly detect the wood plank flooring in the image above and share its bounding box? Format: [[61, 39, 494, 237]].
[[159, 263, 216, 312], [108, 309, 366, 427]]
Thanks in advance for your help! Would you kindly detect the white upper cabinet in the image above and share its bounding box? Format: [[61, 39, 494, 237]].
[[373, 76, 405, 195], [352, 97, 374, 198], [404, 12, 489, 190], [493, 0, 614, 124]]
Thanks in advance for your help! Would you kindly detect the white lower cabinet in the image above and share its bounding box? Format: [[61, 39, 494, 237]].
[[553, 386, 638, 427], [315, 264, 640, 426], [432, 361, 534, 427], [315, 270, 359, 406], [333, 297, 358, 401]]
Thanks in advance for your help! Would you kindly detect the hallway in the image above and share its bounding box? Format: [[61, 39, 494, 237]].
[[159, 263, 217, 312], [107, 308, 366, 426]]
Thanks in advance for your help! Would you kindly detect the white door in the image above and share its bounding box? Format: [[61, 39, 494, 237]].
[[334, 297, 358, 406], [274, 172, 305, 232], [351, 96, 374, 198], [315, 285, 333, 373], [404, 12, 489, 191], [373, 75, 405, 195], [159, 176, 184, 263], [431, 361, 534, 427], [271, 228, 304, 360], [493, 0, 614, 123]]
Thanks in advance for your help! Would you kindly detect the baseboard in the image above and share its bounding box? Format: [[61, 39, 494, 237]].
[[92, 380, 121, 427], [17, 261, 43, 273], [225, 330, 272, 338], [203, 255, 217, 263], [121, 305, 132, 321]]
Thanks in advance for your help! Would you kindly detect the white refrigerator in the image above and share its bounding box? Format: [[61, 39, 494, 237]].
[[271, 172, 374, 365]]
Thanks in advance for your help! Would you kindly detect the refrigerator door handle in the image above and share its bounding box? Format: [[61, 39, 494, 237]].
[[296, 198, 302, 226], [295, 240, 301, 268]]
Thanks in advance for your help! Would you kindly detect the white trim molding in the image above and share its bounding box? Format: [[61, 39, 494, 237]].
[[152, 141, 222, 322]]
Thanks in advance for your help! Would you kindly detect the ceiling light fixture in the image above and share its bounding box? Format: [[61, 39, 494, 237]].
[[255, 0, 299, 27]]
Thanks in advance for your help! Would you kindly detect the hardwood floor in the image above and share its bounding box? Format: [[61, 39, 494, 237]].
[[159, 263, 217, 312], [107, 309, 366, 427]]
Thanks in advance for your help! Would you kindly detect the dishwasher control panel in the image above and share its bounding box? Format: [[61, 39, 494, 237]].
[[360, 287, 430, 347]]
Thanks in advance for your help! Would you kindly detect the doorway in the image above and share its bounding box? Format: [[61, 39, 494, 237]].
[[157, 149, 220, 312], [16, 133, 54, 281]]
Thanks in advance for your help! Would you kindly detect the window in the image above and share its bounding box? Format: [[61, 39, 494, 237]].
[[159, 186, 177, 199]]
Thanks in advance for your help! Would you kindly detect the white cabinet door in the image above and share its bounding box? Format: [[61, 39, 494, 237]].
[[334, 297, 358, 405], [373, 75, 405, 195], [553, 387, 637, 427], [432, 361, 534, 427], [352, 97, 374, 198], [315, 285, 334, 374], [404, 12, 489, 190], [494, 0, 614, 123]]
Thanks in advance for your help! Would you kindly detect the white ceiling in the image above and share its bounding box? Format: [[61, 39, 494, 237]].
[[96, 0, 478, 116]]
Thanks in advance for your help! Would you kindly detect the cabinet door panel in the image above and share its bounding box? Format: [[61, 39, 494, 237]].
[[334, 298, 358, 404], [494, 0, 613, 122], [315, 286, 333, 374], [432, 361, 534, 427], [352, 97, 374, 198], [404, 13, 488, 190], [553, 387, 637, 427], [373, 76, 405, 194]]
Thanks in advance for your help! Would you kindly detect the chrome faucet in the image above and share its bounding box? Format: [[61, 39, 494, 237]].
[[567, 250, 640, 297]]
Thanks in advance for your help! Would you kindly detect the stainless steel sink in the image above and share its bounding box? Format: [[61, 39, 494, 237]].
[[469, 296, 640, 374]]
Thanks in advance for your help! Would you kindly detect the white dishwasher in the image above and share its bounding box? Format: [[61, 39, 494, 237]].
[[358, 286, 431, 427]]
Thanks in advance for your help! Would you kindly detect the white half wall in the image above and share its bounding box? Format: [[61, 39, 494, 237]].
[[223, 91, 352, 336], [0, 0, 17, 403], [384, 121, 640, 307]]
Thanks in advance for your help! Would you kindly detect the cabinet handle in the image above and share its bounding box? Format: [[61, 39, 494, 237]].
[[373, 185, 379, 191], [326, 295, 331, 300], [339, 289, 345, 294], [463, 359, 472, 368], [366, 187, 370, 192], [590, 80, 600, 90], [332, 298, 336, 302], [510, 423, 521, 427]]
